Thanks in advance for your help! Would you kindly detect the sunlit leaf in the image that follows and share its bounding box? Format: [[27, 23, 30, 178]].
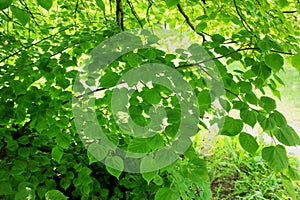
[[262, 145, 288, 172], [37, 0, 52, 11]]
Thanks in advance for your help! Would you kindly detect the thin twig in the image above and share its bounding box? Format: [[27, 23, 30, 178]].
[[233, 0, 253, 35], [1, 10, 23, 27], [126, 0, 143, 28], [177, 47, 257, 68], [177, 3, 206, 42], [283, 10, 297, 14], [74, 0, 79, 19], [146, 0, 153, 24], [19, 0, 39, 26], [178, 47, 293, 69], [270, 49, 293, 55]]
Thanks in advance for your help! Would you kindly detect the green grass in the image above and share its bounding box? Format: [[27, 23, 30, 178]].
[[205, 136, 300, 200]]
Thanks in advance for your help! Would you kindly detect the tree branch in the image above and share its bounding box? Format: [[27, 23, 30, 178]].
[[19, 0, 39, 26], [126, 0, 143, 28], [283, 10, 297, 14], [146, 0, 153, 24], [177, 4, 206, 42], [233, 0, 254, 35], [178, 47, 258, 68], [74, 0, 79, 19], [116, 0, 125, 31], [1, 10, 23, 27]]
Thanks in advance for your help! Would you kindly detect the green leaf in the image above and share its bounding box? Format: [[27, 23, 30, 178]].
[[141, 156, 157, 173], [238, 81, 252, 93], [87, 143, 108, 164], [155, 188, 180, 200], [165, 125, 178, 137], [281, 175, 297, 200], [245, 92, 258, 105], [100, 72, 120, 88], [251, 62, 271, 80], [37, 0, 53, 11], [288, 166, 300, 181], [270, 111, 287, 127], [0, 0, 12, 10], [240, 109, 256, 127], [15, 187, 36, 200], [56, 133, 71, 149], [257, 36, 273, 52], [18, 147, 30, 158], [274, 125, 300, 146], [165, 0, 180, 8], [244, 57, 255, 67], [291, 53, 300, 74], [51, 146, 63, 163], [220, 116, 243, 136], [185, 168, 209, 184], [265, 53, 284, 72], [211, 34, 225, 44], [143, 88, 161, 104], [259, 96, 276, 112], [197, 89, 211, 106], [257, 114, 276, 131], [142, 171, 158, 184], [239, 132, 258, 155], [152, 175, 164, 186], [214, 46, 231, 55], [128, 138, 150, 153], [45, 190, 68, 200], [0, 182, 13, 195], [195, 21, 207, 32], [11, 6, 29, 26], [105, 156, 124, 179], [262, 145, 288, 172], [95, 0, 105, 11]]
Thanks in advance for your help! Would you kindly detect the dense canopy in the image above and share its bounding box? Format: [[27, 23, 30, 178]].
[[0, 0, 300, 199]]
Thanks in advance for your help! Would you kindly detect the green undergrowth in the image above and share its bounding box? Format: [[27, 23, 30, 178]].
[[206, 136, 300, 199]]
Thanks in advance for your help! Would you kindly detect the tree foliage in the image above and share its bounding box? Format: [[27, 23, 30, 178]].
[[0, 0, 300, 199]]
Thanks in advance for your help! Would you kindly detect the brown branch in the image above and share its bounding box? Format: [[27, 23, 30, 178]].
[[283, 10, 297, 14], [74, 0, 79, 18], [116, 0, 124, 31], [146, 0, 153, 24], [126, 0, 143, 28], [233, 0, 254, 35], [177, 3, 206, 42], [270, 49, 293, 55], [1, 10, 23, 27]]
